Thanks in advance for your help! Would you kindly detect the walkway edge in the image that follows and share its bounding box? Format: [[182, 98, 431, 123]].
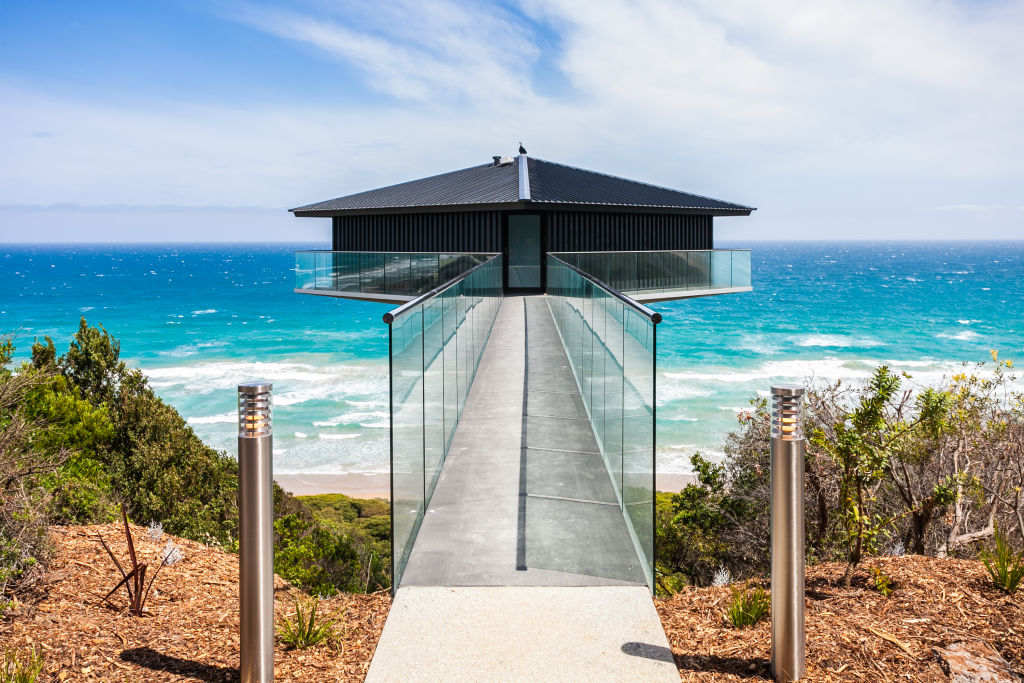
[[366, 586, 680, 682]]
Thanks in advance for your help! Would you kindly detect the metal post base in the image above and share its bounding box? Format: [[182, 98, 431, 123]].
[[239, 434, 274, 683]]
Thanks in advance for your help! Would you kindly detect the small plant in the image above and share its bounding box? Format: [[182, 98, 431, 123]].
[[278, 597, 336, 649], [981, 525, 1024, 594], [887, 541, 905, 557], [725, 583, 770, 628], [712, 565, 732, 587], [94, 504, 170, 616], [147, 521, 164, 541], [870, 566, 893, 597], [161, 540, 184, 566], [2, 645, 44, 683]]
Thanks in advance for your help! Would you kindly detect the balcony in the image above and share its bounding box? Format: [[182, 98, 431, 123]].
[[295, 251, 498, 304], [550, 249, 751, 303]]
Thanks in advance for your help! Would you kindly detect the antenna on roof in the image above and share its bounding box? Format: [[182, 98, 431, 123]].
[[518, 142, 527, 155]]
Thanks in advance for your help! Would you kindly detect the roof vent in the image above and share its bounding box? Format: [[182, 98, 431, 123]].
[[493, 155, 515, 167]]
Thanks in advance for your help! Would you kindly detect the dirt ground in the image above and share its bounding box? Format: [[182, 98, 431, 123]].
[[1, 524, 390, 682], [655, 555, 1023, 681]]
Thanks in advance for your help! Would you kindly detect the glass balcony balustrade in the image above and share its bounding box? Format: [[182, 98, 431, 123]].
[[295, 251, 497, 301], [385, 255, 503, 588], [545, 254, 659, 591], [550, 249, 751, 301]]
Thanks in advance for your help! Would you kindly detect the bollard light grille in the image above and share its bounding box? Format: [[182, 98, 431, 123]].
[[238, 382, 273, 438], [771, 384, 804, 441]]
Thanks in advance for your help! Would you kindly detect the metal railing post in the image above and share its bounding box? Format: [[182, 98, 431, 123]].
[[771, 384, 805, 682], [238, 382, 274, 683]]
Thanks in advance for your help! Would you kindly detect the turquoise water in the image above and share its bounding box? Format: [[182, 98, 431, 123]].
[[2, 241, 1022, 475]]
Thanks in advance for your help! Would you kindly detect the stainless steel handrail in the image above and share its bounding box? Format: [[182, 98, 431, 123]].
[[296, 250, 502, 255], [549, 248, 751, 254], [548, 254, 662, 324], [382, 254, 502, 324]]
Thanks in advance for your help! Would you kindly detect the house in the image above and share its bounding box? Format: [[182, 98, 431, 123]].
[[291, 151, 754, 593]]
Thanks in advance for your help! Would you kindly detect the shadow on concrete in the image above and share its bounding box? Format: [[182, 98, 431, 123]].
[[674, 653, 771, 679], [517, 298, 529, 571], [621, 641, 676, 663], [120, 647, 239, 682]]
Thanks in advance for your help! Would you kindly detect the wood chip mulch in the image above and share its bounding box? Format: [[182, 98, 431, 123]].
[[0, 524, 391, 682], [655, 555, 1023, 681]]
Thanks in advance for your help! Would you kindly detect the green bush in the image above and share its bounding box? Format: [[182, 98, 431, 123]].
[[297, 493, 391, 584], [981, 526, 1024, 594], [298, 493, 388, 525], [11, 321, 392, 595], [30, 320, 240, 544], [725, 584, 770, 628], [274, 513, 362, 596], [0, 340, 56, 610], [656, 358, 1024, 588]]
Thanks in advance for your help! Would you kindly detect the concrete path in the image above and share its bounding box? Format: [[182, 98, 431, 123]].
[[399, 295, 644, 587], [370, 296, 677, 681], [366, 586, 678, 682]]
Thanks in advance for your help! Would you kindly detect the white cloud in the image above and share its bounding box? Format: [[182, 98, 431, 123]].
[[2, 0, 1023, 240], [233, 0, 540, 105]]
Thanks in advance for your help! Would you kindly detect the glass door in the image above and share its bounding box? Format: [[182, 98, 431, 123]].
[[507, 215, 541, 290]]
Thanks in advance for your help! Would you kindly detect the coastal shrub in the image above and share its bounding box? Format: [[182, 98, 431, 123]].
[[656, 356, 1023, 586], [31, 320, 240, 544], [298, 493, 388, 525], [297, 493, 392, 591], [277, 597, 336, 649], [655, 454, 737, 587], [725, 584, 770, 628], [0, 339, 60, 610], [981, 526, 1024, 594], [273, 513, 362, 596], [20, 370, 116, 524]]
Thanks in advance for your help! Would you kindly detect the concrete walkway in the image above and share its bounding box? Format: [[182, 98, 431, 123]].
[[369, 296, 678, 681], [366, 586, 678, 682], [399, 295, 644, 587]]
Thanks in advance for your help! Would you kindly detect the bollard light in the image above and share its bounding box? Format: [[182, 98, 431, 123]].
[[238, 382, 274, 683], [770, 384, 805, 683]]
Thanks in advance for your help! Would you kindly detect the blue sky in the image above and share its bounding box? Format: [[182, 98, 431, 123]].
[[1, 0, 1022, 242]]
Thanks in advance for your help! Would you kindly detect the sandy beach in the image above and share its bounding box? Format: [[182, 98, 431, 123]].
[[276, 471, 696, 500], [275, 473, 391, 499]]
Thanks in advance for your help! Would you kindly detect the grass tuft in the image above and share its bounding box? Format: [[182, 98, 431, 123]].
[[981, 525, 1024, 594], [2, 645, 44, 683], [278, 597, 336, 649], [725, 583, 770, 628]]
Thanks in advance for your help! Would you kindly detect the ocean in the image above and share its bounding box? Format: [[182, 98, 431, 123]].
[[2, 241, 1022, 476]]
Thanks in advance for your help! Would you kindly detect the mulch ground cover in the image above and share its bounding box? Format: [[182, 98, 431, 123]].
[[655, 555, 1023, 681], [1, 524, 391, 681]]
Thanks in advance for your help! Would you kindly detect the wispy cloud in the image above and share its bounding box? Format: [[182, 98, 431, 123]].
[[233, 1, 540, 105], [2, 0, 1023, 240]]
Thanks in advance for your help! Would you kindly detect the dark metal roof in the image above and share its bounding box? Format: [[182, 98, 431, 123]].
[[291, 156, 754, 216]]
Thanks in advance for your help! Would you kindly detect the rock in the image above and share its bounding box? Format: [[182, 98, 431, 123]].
[[933, 641, 1022, 682]]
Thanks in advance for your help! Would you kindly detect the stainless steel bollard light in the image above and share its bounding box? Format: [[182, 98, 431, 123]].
[[771, 384, 805, 682], [238, 382, 274, 683]]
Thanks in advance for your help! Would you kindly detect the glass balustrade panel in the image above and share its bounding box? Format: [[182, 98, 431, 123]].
[[389, 307, 425, 586], [545, 254, 656, 592], [386, 255, 503, 589]]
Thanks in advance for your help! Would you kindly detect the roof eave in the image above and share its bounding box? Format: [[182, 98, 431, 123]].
[[290, 201, 754, 218], [290, 200, 531, 217]]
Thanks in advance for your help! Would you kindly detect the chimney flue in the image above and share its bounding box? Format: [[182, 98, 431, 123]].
[[492, 155, 501, 166]]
